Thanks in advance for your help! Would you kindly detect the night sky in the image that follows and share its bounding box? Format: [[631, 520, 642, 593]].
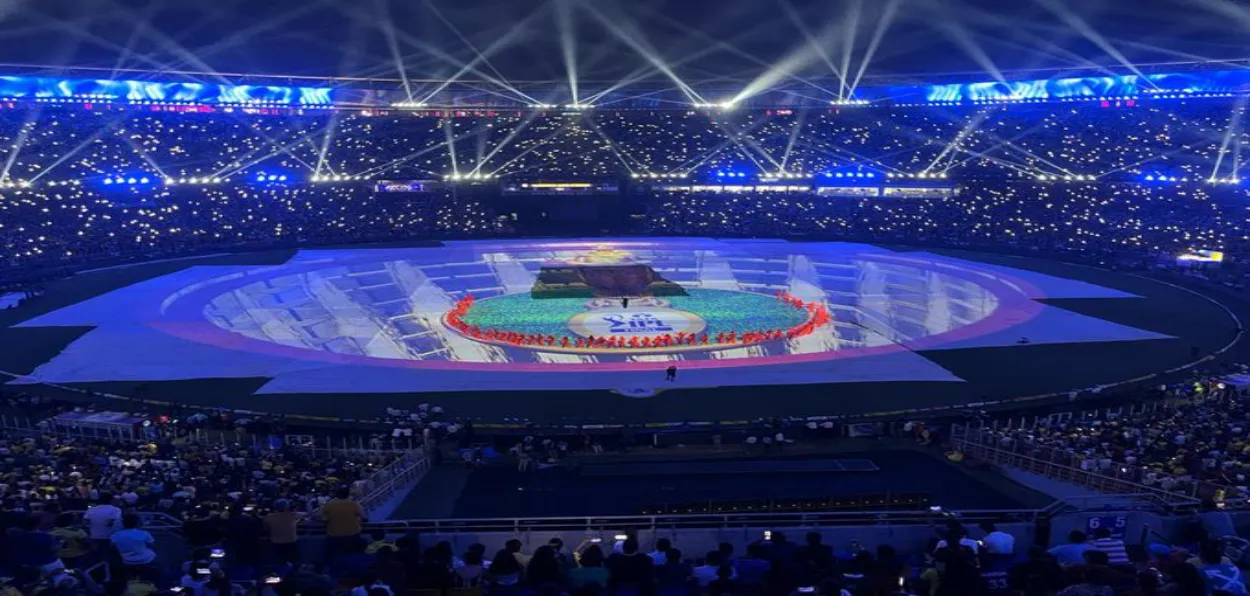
[[0, 0, 1246, 83]]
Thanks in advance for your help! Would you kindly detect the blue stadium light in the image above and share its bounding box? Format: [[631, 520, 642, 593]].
[[139, 177, 150, 184], [103, 178, 113, 185], [278, 175, 288, 181], [126, 178, 137, 184]]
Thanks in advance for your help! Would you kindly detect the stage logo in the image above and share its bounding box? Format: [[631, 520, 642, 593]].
[[568, 309, 706, 340]]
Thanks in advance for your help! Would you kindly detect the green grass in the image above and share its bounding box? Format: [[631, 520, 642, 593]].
[[461, 288, 809, 336]]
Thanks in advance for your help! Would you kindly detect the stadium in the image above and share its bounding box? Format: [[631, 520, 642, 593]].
[[3, 0, 1250, 594]]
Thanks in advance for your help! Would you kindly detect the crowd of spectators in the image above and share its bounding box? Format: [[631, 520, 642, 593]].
[[971, 374, 1250, 502], [0, 100, 1247, 278], [3, 98, 1250, 595], [0, 100, 1241, 184], [7, 509, 1249, 596], [0, 426, 400, 526], [640, 183, 1250, 259]]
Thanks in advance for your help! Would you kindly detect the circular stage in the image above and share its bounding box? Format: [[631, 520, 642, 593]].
[[0, 238, 1239, 426]]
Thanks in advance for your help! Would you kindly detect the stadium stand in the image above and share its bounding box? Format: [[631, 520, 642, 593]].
[[0, 100, 1247, 281], [3, 85, 1250, 596]]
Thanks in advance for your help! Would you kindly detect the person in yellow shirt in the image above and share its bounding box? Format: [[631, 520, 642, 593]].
[[321, 487, 366, 561], [48, 513, 91, 565]]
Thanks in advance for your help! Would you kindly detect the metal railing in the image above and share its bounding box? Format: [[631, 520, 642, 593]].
[[357, 447, 433, 516], [365, 508, 1044, 534], [0, 413, 419, 462], [951, 424, 1209, 506]]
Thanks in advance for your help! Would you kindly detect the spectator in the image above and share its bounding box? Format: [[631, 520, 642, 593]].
[[410, 548, 452, 591], [489, 547, 525, 586], [1009, 546, 1064, 594], [48, 512, 91, 568], [650, 537, 673, 565], [654, 547, 691, 587], [735, 543, 772, 586], [706, 564, 739, 596], [694, 550, 733, 587], [223, 505, 262, 567], [454, 546, 489, 587], [838, 552, 873, 594], [110, 514, 157, 574], [183, 506, 223, 550], [506, 538, 532, 568], [1049, 530, 1098, 566], [456, 542, 487, 568], [262, 499, 301, 564], [1089, 527, 1130, 566], [1197, 499, 1238, 541], [1160, 562, 1210, 596], [796, 531, 833, 573], [6, 515, 62, 582], [1057, 565, 1117, 596], [370, 546, 407, 590], [179, 565, 213, 595], [284, 562, 337, 596], [321, 487, 365, 561], [1195, 539, 1247, 594], [569, 543, 609, 588], [766, 531, 798, 562], [606, 537, 655, 587], [83, 494, 122, 546], [978, 522, 1015, 557], [526, 545, 565, 587], [432, 541, 457, 568], [547, 537, 570, 569], [934, 523, 980, 554], [868, 545, 908, 594], [933, 539, 980, 596]]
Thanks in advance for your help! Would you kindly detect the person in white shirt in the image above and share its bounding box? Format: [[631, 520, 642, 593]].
[[978, 522, 1015, 556], [83, 495, 123, 542]]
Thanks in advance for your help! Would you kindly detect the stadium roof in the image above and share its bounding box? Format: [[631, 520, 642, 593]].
[[2, 60, 1248, 109], [0, 0, 1248, 88]]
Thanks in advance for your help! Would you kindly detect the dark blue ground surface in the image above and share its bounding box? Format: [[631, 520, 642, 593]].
[[449, 451, 1024, 518], [579, 458, 879, 476]]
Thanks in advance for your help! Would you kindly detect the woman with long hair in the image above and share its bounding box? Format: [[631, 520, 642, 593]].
[[490, 548, 525, 586], [526, 545, 565, 587]]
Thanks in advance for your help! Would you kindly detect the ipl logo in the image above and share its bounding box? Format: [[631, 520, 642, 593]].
[[568, 308, 706, 340], [601, 312, 675, 334]]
